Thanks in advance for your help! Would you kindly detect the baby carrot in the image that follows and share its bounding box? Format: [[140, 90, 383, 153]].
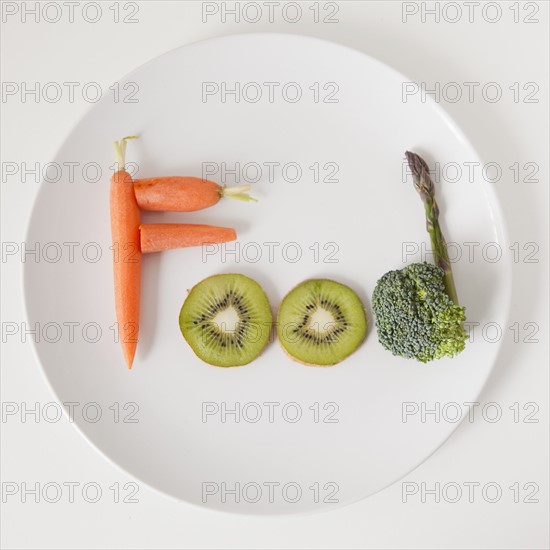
[[133, 176, 255, 212], [111, 136, 141, 369], [140, 224, 237, 253]]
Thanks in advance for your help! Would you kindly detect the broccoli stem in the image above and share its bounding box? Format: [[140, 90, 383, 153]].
[[405, 151, 460, 305]]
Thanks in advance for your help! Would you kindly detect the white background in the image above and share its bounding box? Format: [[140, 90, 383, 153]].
[[1, 1, 548, 549]]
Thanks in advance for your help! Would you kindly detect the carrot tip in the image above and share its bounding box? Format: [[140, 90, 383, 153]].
[[124, 353, 135, 370]]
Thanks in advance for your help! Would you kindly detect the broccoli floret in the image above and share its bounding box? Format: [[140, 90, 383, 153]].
[[372, 263, 467, 363]]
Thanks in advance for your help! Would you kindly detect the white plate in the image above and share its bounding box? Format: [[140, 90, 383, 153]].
[[24, 33, 511, 515]]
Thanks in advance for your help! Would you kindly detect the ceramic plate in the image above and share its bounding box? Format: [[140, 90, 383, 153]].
[[24, 33, 511, 514]]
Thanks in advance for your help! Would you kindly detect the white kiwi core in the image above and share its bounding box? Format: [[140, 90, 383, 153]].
[[212, 306, 240, 333], [306, 307, 337, 336]]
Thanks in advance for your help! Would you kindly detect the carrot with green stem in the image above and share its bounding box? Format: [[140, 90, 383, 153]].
[[111, 135, 140, 369], [134, 176, 256, 212], [140, 223, 237, 253]]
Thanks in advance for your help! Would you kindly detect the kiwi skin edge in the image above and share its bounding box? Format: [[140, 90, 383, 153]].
[[278, 341, 364, 367], [276, 278, 368, 367], [190, 340, 272, 368]]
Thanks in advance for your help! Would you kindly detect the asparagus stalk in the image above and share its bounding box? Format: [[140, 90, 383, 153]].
[[405, 151, 460, 305]]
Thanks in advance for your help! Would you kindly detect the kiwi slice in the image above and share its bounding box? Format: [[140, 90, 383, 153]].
[[179, 273, 272, 367], [277, 279, 367, 366]]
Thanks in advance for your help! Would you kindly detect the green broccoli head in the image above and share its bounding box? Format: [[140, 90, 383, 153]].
[[372, 262, 467, 363]]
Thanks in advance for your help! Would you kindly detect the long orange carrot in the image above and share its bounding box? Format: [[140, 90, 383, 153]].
[[134, 176, 255, 212], [140, 224, 236, 253], [111, 136, 140, 369]]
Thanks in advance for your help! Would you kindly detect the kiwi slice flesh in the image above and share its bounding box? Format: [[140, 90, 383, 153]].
[[179, 273, 272, 367], [277, 279, 367, 366]]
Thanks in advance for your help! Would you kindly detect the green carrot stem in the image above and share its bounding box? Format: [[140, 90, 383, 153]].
[[220, 184, 257, 202], [114, 135, 138, 171]]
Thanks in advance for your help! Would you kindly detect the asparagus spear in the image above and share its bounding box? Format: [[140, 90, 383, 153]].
[[405, 151, 460, 305]]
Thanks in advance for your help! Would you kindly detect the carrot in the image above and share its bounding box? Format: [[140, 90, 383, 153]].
[[134, 176, 256, 212], [140, 224, 236, 253], [111, 136, 141, 369]]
